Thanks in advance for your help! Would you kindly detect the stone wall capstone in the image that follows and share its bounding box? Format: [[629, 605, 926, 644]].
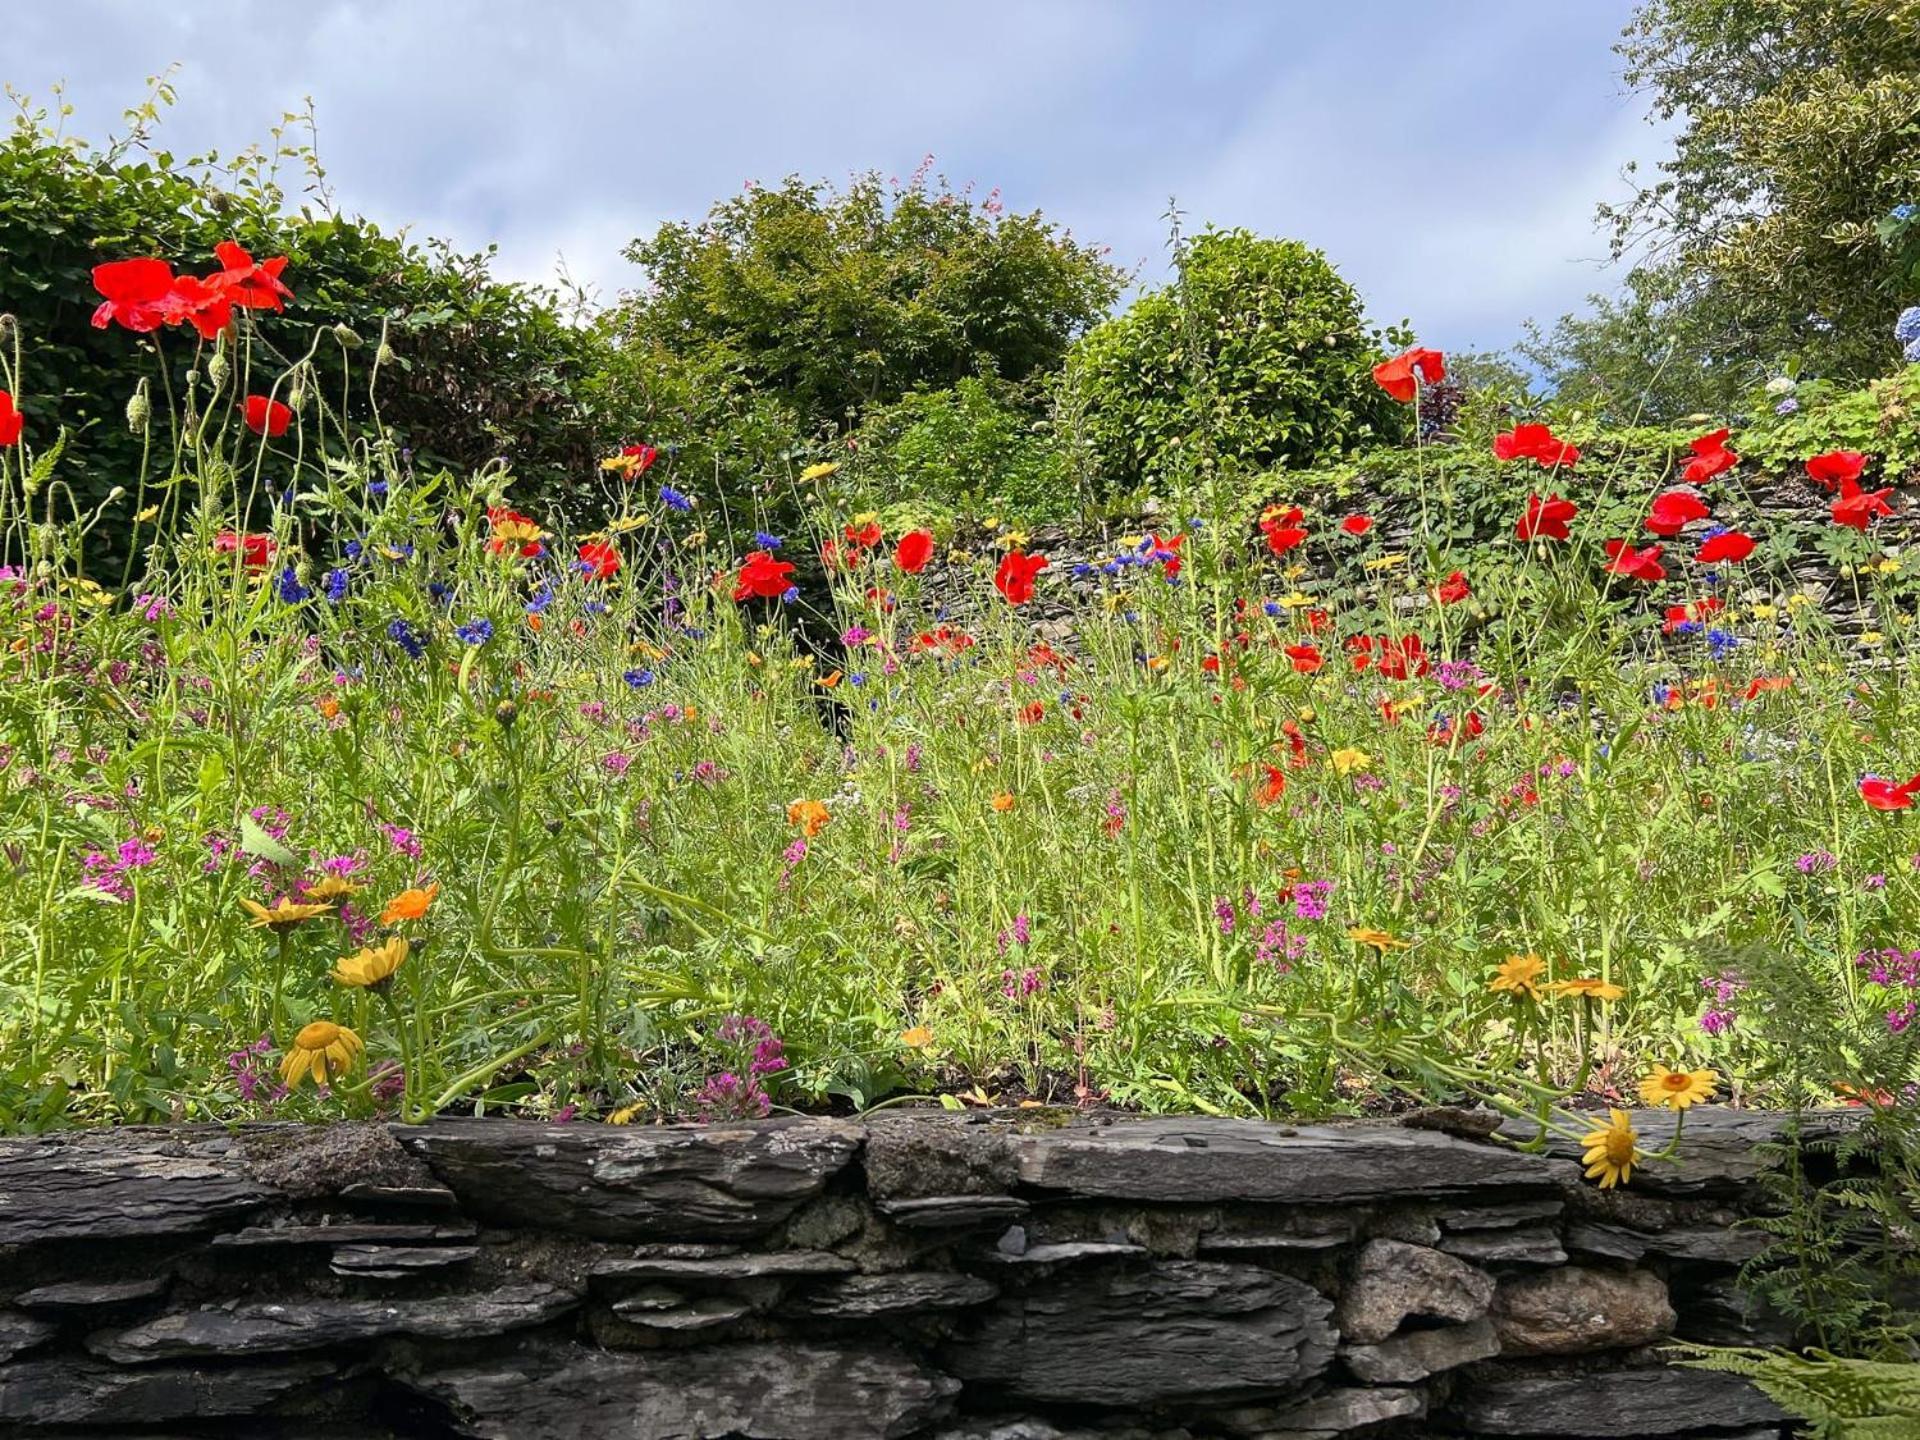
[[0, 1109, 1814, 1438]]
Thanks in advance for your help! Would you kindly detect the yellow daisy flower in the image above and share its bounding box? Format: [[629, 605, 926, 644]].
[[1330, 747, 1371, 775], [1548, 977, 1626, 1002], [1347, 927, 1411, 953], [240, 897, 333, 933], [279, 1020, 363, 1088], [331, 937, 410, 990], [302, 875, 363, 903], [1488, 953, 1547, 1002], [799, 462, 841, 482], [1580, 1109, 1642, 1189], [1638, 1064, 1718, 1111]]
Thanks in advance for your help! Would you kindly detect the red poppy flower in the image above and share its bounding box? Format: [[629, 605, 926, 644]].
[[1516, 493, 1578, 541], [1148, 532, 1186, 577], [1602, 540, 1666, 582], [1434, 570, 1470, 605], [578, 541, 621, 581], [614, 443, 658, 476], [0, 391, 22, 447], [1340, 514, 1374, 536], [1744, 676, 1792, 700], [1281, 720, 1309, 766], [1861, 773, 1920, 811], [1256, 764, 1287, 805], [213, 530, 277, 572], [844, 520, 882, 550], [209, 241, 294, 311], [1371, 346, 1446, 403], [1259, 506, 1308, 555], [912, 625, 975, 656], [994, 550, 1048, 605], [164, 273, 235, 340], [1348, 633, 1428, 679], [733, 549, 796, 601], [894, 529, 934, 574], [1017, 701, 1045, 725], [1682, 429, 1739, 484], [1302, 607, 1330, 632], [1285, 644, 1323, 674], [1428, 712, 1484, 745], [1806, 451, 1867, 492], [1645, 490, 1710, 537], [244, 395, 293, 438], [91, 258, 178, 332], [1832, 475, 1894, 531], [1695, 530, 1755, 564], [1494, 423, 1580, 468]]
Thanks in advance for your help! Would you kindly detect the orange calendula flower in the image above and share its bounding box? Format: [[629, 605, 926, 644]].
[[787, 799, 831, 837], [899, 1026, 935, 1049], [1488, 953, 1547, 1002], [381, 883, 440, 925], [991, 792, 1016, 812], [1347, 927, 1410, 953], [279, 1020, 363, 1089]]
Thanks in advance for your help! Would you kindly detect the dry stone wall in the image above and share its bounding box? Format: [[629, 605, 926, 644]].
[[0, 1109, 1828, 1438]]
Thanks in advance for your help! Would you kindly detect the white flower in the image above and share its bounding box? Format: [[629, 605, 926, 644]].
[[1764, 376, 1797, 396]]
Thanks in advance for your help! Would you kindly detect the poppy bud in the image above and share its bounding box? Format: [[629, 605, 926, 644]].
[[208, 353, 229, 389], [376, 342, 396, 366], [334, 324, 364, 349], [125, 383, 150, 433], [286, 384, 305, 412]]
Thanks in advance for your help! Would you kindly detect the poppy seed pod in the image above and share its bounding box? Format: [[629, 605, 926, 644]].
[[334, 324, 364, 349]]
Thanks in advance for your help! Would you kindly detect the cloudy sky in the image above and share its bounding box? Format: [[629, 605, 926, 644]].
[[13, 2, 1662, 353]]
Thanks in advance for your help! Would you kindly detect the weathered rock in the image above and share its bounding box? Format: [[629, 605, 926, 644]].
[[783, 1272, 999, 1319], [395, 1117, 861, 1239], [210, 1220, 474, 1247], [13, 1277, 166, 1312], [1439, 1224, 1568, 1266], [1444, 1366, 1785, 1435], [876, 1195, 1031, 1229], [0, 1131, 278, 1244], [608, 1292, 752, 1330], [943, 1259, 1335, 1407], [88, 1283, 579, 1363], [330, 1243, 479, 1276], [1336, 1240, 1495, 1344], [1674, 1274, 1799, 1347], [1341, 1315, 1500, 1383], [1565, 1220, 1767, 1265], [591, 1250, 857, 1284], [236, 1121, 430, 1197], [1439, 1198, 1565, 1231], [977, 1240, 1147, 1267], [0, 1312, 58, 1361], [864, 1114, 1022, 1200], [0, 1354, 336, 1425], [1494, 1268, 1677, 1355], [1009, 1117, 1570, 1203], [1500, 1108, 1855, 1192], [339, 1181, 459, 1210], [1258, 1384, 1427, 1438], [402, 1336, 959, 1440]]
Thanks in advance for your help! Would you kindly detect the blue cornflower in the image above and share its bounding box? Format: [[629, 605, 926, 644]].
[[1100, 561, 1122, 577], [1072, 563, 1093, 578], [323, 569, 349, 604], [1137, 536, 1155, 554], [1187, 518, 1205, 530], [277, 567, 310, 604], [681, 626, 706, 639], [1707, 628, 1739, 661], [849, 673, 866, 686], [368, 478, 389, 498], [1677, 620, 1703, 636], [525, 584, 554, 615], [1893, 203, 1918, 222], [586, 600, 608, 615], [345, 540, 364, 563], [387, 619, 425, 658], [428, 580, 455, 606], [1263, 600, 1283, 617], [624, 669, 655, 688], [753, 531, 782, 550], [1652, 683, 1672, 707], [455, 618, 493, 645], [780, 586, 799, 605], [659, 485, 693, 513]]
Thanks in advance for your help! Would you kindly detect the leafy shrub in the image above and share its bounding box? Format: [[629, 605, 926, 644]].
[[598, 168, 1125, 439], [843, 377, 1079, 523], [1067, 227, 1405, 492]]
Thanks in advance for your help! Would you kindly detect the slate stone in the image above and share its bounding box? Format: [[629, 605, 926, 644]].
[[1259, 1383, 1427, 1438], [0, 1355, 336, 1425], [88, 1282, 579, 1362], [782, 1272, 999, 1319], [211, 1221, 474, 1247], [14, 1277, 167, 1312], [395, 1116, 861, 1239], [1495, 1267, 1677, 1355], [1337, 1240, 1494, 1344], [864, 1115, 1022, 1201], [1342, 1315, 1500, 1383], [0, 1312, 58, 1361], [1567, 1220, 1766, 1265], [1675, 1274, 1799, 1347], [1197, 1231, 1350, 1255], [942, 1259, 1335, 1407], [1444, 1366, 1785, 1435], [1008, 1116, 1570, 1203], [329, 1243, 478, 1276], [590, 1250, 857, 1284], [608, 1292, 751, 1330], [0, 1131, 278, 1244], [1439, 1224, 1568, 1266], [1439, 1198, 1565, 1231], [402, 1336, 959, 1440], [976, 1240, 1147, 1267], [876, 1194, 1031, 1229], [339, 1181, 459, 1210]]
